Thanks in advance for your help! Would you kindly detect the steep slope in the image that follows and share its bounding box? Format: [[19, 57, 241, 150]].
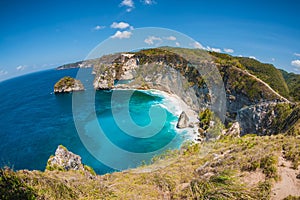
[[236, 57, 290, 98], [91, 48, 297, 135], [209, 52, 290, 99], [1, 134, 299, 199], [280, 69, 300, 102]]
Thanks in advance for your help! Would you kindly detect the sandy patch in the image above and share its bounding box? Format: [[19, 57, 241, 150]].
[[271, 155, 300, 200]]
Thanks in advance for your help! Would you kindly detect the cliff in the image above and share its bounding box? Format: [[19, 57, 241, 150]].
[[91, 47, 298, 136], [54, 76, 85, 93]]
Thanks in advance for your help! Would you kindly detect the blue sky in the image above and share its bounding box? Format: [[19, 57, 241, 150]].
[[0, 0, 300, 81]]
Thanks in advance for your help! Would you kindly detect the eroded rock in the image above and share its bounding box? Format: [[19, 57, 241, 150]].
[[46, 145, 84, 171], [177, 111, 189, 129]]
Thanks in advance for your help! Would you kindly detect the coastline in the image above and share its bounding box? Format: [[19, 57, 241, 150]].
[[138, 89, 200, 142]]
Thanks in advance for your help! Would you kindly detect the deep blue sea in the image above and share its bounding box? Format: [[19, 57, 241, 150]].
[[0, 68, 187, 174]]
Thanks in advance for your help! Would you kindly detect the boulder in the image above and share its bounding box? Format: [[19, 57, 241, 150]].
[[176, 111, 189, 129]]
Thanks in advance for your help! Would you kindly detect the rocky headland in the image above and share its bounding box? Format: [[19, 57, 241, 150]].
[[87, 48, 299, 139], [53, 47, 300, 140]]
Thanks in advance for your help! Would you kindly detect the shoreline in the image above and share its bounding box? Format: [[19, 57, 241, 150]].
[[138, 89, 200, 143]]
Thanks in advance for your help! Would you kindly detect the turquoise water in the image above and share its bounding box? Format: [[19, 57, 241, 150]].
[[0, 68, 185, 174]]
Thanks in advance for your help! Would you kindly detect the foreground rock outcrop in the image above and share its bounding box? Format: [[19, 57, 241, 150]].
[[54, 76, 84, 93], [46, 145, 95, 177], [47, 145, 84, 171]]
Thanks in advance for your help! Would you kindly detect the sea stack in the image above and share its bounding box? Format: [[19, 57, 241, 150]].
[[176, 111, 189, 129], [54, 76, 84, 93]]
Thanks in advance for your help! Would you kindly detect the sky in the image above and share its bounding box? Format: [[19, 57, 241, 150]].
[[0, 0, 300, 81]]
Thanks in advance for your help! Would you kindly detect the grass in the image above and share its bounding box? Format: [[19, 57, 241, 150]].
[[0, 168, 36, 200], [1, 134, 299, 199]]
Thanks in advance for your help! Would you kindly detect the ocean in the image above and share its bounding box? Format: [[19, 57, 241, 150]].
[[0, 68, 188, 174]]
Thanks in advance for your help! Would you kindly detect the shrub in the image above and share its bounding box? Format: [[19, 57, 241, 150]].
[[0, 168, 36, 200]]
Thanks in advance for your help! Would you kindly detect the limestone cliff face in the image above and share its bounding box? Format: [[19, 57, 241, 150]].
[[90, 48, 297, 136], [92, 51, 210, 112], [54, 76, 84, 93], [237, 103, 299, 135]]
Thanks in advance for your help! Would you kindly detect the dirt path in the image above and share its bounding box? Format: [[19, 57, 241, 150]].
[[271, 155, 300, 200], [244, 70, 290, 103]]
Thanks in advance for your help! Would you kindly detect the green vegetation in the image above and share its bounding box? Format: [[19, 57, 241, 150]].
[[280, 69, 300, 101], [199, 108, 212, 130], [282, 140, 300, 169], [2, 134, 299, 199], [54, 76, 84, 92], [210, 52, 291, 99], [0, 168, 36, 200], [198, 109, 224, 139], [283, 195, 300, 200], [134, 48, 206, 88], [83, 165, 96, 176], [54, 76, 76, 90], [209, 51, 245, 69]]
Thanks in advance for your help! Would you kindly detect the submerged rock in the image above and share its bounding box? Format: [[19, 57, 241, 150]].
[[176, 111, 189, 129], [54, 76, 84, 93]]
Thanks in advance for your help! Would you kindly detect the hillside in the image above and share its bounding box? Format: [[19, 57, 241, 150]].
[[209, 52, 290, 99], [1, 134, 299, 199], [89, 47, 298, 136], [280, 69, 300, 102]]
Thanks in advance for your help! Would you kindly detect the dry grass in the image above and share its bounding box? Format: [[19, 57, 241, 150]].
[[1, 134, 299, 199]]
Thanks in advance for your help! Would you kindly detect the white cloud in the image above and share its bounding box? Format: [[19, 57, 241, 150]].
[[223, 48, 234, 53], [120, 0, 134, 12], [0, 70, 8, 76], [249, 56, 256, 60], [191, 42, 204, 49], [206, 46, 221, 53], [142, 0, 155, 5], [93, 25, 105, 31], [291, 60, 300, 68], [111, 22, 130, 29], [271, 58, 275, 62], [111, 31, 132, 39], [144, 36, 162, 45], [164, 36, 176, 41], [175, 42, 180, 47], [294, 53, 300, 57], [16, 65, 26, 71]]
